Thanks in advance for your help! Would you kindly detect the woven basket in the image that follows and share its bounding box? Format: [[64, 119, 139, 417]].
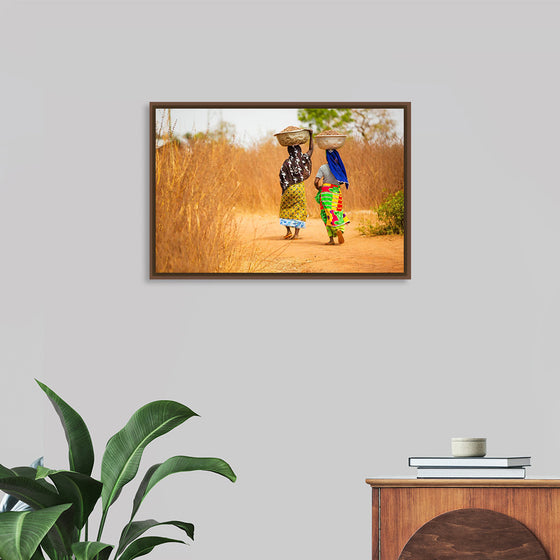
[[274, 129, 310, 147], [315, 135, 346, 150]]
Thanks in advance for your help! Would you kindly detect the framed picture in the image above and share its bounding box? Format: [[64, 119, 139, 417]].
[[150, 102, 410, 279]]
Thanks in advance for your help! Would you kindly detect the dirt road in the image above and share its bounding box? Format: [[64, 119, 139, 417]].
[[237, 212, 404, 274]]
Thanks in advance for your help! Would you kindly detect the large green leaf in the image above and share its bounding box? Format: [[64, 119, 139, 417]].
[[3, 463, 59, 560], [0, 467, 55, 515], [0, 477, 62, 510], [11, 467, 57, 494], [130, 456, 236, 521], [117, 519, 194, 556], [11, 468, 40, 479], [0, 465, 15, 478], [72, 541, 113, 560], [0, 466, 19, 513], [118, 536, 185, 560], [35, 467, 102, 529], [0, 503, 71, 560], [0, 476, 75, 556], [36, 380, 94, 476], [100, 401, 197, 513]]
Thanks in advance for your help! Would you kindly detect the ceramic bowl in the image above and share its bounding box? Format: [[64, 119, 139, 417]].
[[451, 437, 487, 457]]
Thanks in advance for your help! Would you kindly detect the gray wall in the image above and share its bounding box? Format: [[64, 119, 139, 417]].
[[2, 1, 560, 559]]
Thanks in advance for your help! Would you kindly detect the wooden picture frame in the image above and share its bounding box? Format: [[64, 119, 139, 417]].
[[150, 102, 411, 279]]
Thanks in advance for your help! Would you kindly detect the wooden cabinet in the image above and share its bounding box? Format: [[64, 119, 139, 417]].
[[365, 479, 560, 560]]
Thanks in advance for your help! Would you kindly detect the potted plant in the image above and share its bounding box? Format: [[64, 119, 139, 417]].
[[0, 380, 236, 560]]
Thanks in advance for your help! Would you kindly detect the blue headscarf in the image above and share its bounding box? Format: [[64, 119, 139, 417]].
[[326, 149, 349, 189]]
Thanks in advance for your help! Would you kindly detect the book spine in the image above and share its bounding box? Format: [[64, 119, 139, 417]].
[[409, 458, 531, 468]]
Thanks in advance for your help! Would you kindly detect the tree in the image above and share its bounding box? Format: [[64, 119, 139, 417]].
[[210, 119, 236, 141], [351, 109, 398, 143], [297, 108, 353, 133], [183, 120, 237, 143]]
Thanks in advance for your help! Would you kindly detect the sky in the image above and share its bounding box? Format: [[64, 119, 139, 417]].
[[156, 107, 405, 146]]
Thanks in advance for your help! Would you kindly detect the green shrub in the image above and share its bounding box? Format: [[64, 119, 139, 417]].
[[359, 190, 405, 236]]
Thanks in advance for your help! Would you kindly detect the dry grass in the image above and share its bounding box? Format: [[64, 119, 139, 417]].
[[155, 135, 404, 273], [156, 140, 254, 273]]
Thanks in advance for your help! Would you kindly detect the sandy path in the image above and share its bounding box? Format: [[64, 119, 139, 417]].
[[237, 212, 404, 274]]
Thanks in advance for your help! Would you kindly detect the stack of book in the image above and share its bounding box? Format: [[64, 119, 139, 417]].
[[409, 456, 531, 478]]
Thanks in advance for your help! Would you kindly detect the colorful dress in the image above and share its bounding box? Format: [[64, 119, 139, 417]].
[[279, 181, 307, 229], [279, 144, 312, 229], [315, 183, 349, 236]]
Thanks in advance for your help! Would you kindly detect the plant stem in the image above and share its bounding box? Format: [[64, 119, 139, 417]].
[[97, 510, 108, 541]]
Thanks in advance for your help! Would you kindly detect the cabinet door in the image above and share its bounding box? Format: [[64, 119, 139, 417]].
[[379, 487, 560, 559]]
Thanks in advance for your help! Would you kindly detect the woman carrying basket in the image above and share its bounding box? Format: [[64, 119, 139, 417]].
[[278, 130, 314, 240], [314, 147, 350, 245]]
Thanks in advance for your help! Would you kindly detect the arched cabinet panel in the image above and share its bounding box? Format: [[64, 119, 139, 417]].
[[398, 508, 548, 560]]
